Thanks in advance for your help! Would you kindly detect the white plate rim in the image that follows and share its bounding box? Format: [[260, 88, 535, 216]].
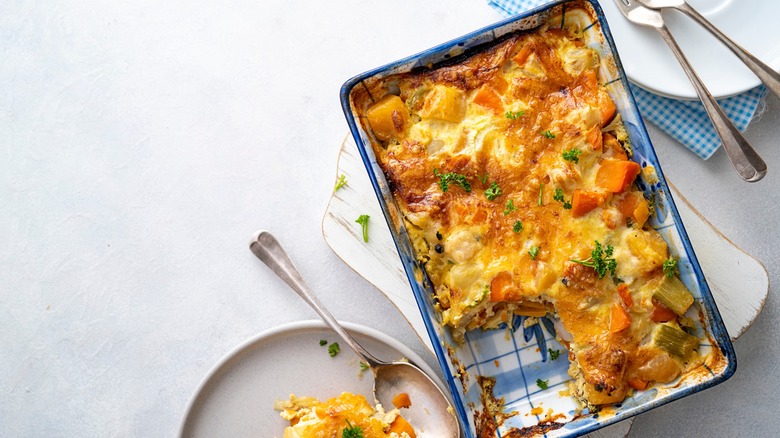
[[600, 0, 780, 100], [177, 319, 441, 437]]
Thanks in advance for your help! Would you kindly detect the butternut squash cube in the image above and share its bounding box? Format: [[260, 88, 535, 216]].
[[626, 230, 667, 274], [418, 85, 466, 123], [366, 95, 410, 141]]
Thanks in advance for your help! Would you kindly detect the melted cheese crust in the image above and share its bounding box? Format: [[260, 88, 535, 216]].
[[351, 27, 704, 406]]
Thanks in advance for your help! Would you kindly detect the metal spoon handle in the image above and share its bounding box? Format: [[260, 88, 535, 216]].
[[676, 2, 780, 99], [654, 24, 767, 182], [249, 230, 384, 367]]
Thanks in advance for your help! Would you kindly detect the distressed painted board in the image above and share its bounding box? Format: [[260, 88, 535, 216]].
[[322, 135, 768, 438]]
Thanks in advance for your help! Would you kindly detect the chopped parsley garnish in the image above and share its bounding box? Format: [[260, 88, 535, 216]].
[[513, 220, 523, 233], [503, 199, 517, 215], [484, 181, 502, 201], [553, 188, 565, 202], [359, 361, 370, 371], [342, 420, 365, 438], [355, 215, 370, 242], [328, 342, 341, 357], [571, 240, 617, 280], [536, 378, 549, 390], [538, 183, 544, 206], [506, 110, 525, 120], [553, 188, 572, 209], [434, 168, 471, 193], [334, 174, 348, 191], [549, 348, 561, 360], [478, 173, 489, 185], [541, 130, 556, 139], [319, 339, 327, 346], [663, 257, 679, 278], [529, 245, 540, 260], [562, 148, 582, 163]]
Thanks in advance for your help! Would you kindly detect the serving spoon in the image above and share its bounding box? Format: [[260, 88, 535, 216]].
[[249, 230, 460, 437]]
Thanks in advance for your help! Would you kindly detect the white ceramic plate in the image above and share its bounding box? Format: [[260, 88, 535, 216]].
[[179, 320, 441, 438], [600, 0, 780, 99]]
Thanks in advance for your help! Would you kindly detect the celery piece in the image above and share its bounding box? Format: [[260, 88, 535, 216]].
[[652, 323, 697, 357], [652, 276, 694, 316]]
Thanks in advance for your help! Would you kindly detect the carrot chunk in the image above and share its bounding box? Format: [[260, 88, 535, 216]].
[[473, 86, 503, 114], [586, 125, 603, 150], [628, 378, 649, 391], [581, 69, 598, 89], [389, 415, 417, 438], [651, 301, 677, 323], [602, 133, 628, 161], [610, 302, 631, 333], [512, 44, 532, 66], [596, 159, 641, 193], [392, 393, 411, 409], [615, 192, 640, 219], [491, 75, 509, 94], [571, 190, 604, 217], [617, 284, 633, 308], [490, 271, 519, 302], [599, 91, 617, 127], [632, 199, 650, 228]]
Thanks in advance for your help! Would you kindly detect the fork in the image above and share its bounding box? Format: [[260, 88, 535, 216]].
[[611, 0, 767, 182], [635, 0, 780, 99]]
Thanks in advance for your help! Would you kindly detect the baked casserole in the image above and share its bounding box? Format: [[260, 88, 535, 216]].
[[347, 21, 716, 408]]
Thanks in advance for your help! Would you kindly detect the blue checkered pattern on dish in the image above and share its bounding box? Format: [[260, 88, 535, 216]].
[[487, 0, 767, 159]]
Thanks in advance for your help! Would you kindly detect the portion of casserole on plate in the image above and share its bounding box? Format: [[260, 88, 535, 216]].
[[275, 392, 416, 438], [348, 24, 717, 407]]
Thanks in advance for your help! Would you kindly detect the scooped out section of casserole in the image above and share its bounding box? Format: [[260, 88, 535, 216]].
[[275, 392, 416, 438], [349, 24, 712, 407]]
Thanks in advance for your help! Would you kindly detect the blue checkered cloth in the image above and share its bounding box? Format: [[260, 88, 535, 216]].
[[487, 0, 767, 159]]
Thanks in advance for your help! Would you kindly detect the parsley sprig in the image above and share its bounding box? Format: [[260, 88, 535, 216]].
[[355, 215, 370, 242], [529, 245, 540, 260], [536, 378, 549, 389], [434, 168, 471, 193], [513, 220, 523, 233], [571, 240, 617, 280], [328, 342, 341, 357], [541, 130, 556, 139], [506, 110, 525, 120], [562, 148, 582, 163], [503, 199, 517, 215], [343, 420, 365, 438], [484, 181, 502, 201], [553, 188, 572, 209], [548, 348, 561, 360], [334, 174, 348, 191], [663, 257, 678, 278]]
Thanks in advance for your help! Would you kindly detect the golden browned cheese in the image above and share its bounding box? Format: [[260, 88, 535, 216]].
[[276, 392, 416, 438], [351, 25, 706, 407]]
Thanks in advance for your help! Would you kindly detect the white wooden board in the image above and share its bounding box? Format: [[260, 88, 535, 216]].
[[322, 135, 768, 438]]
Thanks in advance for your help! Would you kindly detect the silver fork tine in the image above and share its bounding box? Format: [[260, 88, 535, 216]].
[[611, 0, 766, 182]]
